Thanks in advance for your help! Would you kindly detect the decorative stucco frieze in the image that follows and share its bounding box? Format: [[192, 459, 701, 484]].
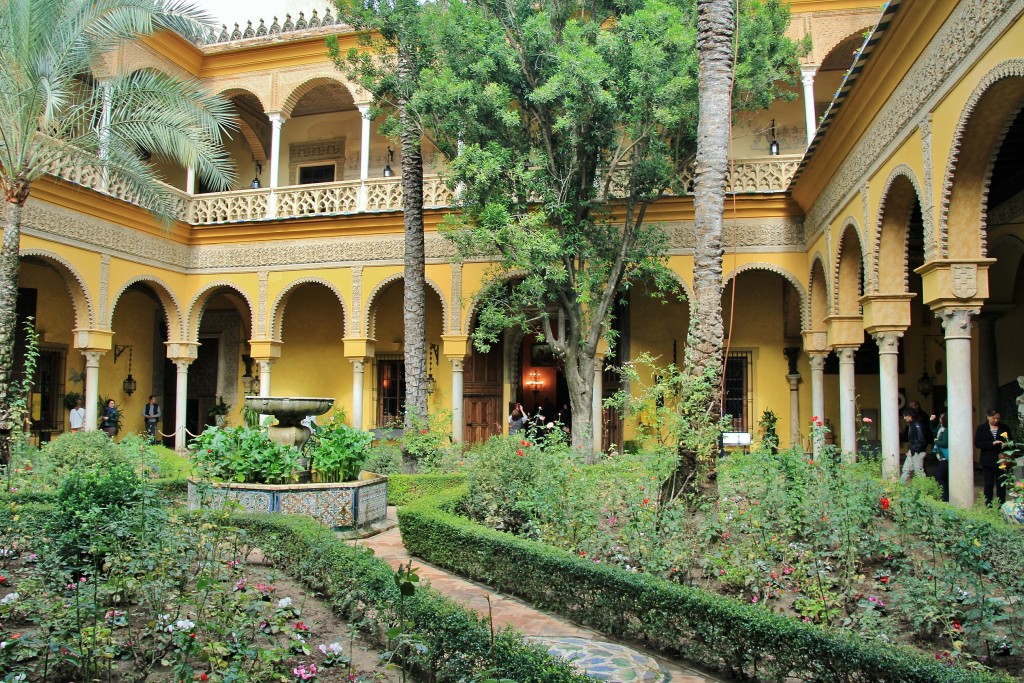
[[804, 0, 1023, 240], [98, 254, 110, 327], [918, 115, 938, 261], [350, 266, 363, 337], [664, 217, 804, 250], [450, 263, 463, 334], [257, 271, 269, 337]]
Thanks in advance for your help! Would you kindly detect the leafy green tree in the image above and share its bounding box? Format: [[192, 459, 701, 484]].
[[0, 0, 236, 463], [431, 0, 805, 455], [331, 0, 438, 426]]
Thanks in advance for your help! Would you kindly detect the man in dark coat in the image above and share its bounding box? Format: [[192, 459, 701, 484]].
[[975, 409, 1011, 506], [901, 408, 929, 483]]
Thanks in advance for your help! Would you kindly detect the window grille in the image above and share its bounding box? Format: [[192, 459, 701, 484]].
[[723, 351, 753, 433], [375, 354, 405, 428]]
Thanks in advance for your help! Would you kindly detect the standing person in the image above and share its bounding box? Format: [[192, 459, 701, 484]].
[[143, 395, 161, 443], [508, 403, 528, 435], [69, 398, 86, 433], [100, 399, 119, 438], [933, 413, 950, 502], [901, 408, 928, 483], [975, 409, 1011, 506]]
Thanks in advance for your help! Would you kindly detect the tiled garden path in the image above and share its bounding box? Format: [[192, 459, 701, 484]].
[[349, 508, 725, 683]]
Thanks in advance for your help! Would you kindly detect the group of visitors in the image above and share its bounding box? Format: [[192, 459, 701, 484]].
[[508, 401, 572, 435], [67, 395, 162, 442], [901, 400, 1014, 506]]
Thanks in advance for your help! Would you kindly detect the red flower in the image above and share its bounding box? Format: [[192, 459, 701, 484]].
[[521, 440, 528, 446], [880, 497, 891, 511], [421, 429, 427, 434], [517, 449, 524, 456], [808, 459, 814, 465], [24, 464, 31, 471], [952, 620, 962, 631], [200, 675, 209, 682], [642, 498, 649, 505], [880, 576, 890, 584], [0, 575, 8, 585]]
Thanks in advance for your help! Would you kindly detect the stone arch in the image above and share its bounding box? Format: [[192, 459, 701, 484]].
[[218, 86, 271, 116], [270, 278, 349, 341], [834, 224, 866, 316], [19, 249, 95, 331], [808, 254, 831, 326], [723, 262, 809, 330], [940, 60, 1024, 259], [279, 75, 357, 118], [109, 276, 184, 339], [364, 274, 449, 339], [185, 282, 257, 341], [873, 165, 926, 294]]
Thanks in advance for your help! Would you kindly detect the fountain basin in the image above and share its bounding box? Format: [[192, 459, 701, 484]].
[[187, 471, 388, 532], [244, 396, 334, 450]]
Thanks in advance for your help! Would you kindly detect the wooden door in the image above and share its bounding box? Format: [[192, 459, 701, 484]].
[[463, 338, 503, 446]]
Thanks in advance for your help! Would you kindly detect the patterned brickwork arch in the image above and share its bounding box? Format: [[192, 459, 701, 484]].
[[940, 60, 1024, 259], [833, 221, 867, 316], [873, 165, 926, 294], [218, 86, 271, 116], [364, 273, 449, 339], [270, 277, 348, 341], [109, 276, 184, 340], [20, 249, 95, 330], [723, 262, 809, 330], [186, 282, 257, 341]]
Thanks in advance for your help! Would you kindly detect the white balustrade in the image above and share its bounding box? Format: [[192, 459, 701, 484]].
[[276, 180, 360, 218], [190, 188, 270, 224]]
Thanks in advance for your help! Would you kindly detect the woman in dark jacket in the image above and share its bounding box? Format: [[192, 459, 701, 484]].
[[974, 409, 1010, 506]]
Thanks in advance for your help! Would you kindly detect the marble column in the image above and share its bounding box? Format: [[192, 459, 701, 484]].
[[174, 360, 191, 452], [357, 103, 371, 212], [836, 346, 858, 459], [787, 374, 802, 447], [266, 112, 286, 218], [809, 352, 827, 457], [940, 308, 979, 509], [451, 358, 465, 443], [351, 359, 365, 430], [592, 356, 604, 451], [874, 331, 903, 480], [258, 360, 274, 397], [800, 64, 819, 145], [82, 350, 104, 431], [185, 165, 196, 195]]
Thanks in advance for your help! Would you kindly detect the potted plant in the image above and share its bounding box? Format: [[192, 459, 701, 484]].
[[207, 396, 230, 426], [63, 390, 83, 412]]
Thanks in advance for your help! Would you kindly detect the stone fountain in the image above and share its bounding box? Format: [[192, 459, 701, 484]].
[[244, 396, 334, 450]]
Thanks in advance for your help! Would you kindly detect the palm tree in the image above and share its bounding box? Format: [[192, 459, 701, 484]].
[[0, 0, 236, 462], [668, 0, 735, 497]]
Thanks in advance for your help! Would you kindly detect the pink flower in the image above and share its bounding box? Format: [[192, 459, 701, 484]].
[[862, 416, 873, 424]]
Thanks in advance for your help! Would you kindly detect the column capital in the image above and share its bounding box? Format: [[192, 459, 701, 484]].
[[860, 293, 914, 334], [165, 340, 199, 361], [73, 328, 113, 351], [266, 111, 288, 126], [787, 373, 802, 390], [802, 329, 828, 353], [936, 307, 979, 341], [783, 346, 801, 374], [800, 63, 819, 85], [350, 358, 367, 372], [824, 315, 864, 348], [808, 352, 828, 371], [173, 358, 194, 371], [356, 102, 372, 116], [343, 337, 376, 359], [915, 258, 995, 310], [872, 330, 904, 354], [835, 346, 857, 363], [81, 349, 106, 366], [248, 338, 282, 359], [450, 358, 465, 373]]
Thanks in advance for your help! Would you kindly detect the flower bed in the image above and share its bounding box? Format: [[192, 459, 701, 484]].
[[187, 473, 388, 531]]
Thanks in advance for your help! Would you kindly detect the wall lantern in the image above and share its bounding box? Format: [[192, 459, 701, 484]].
[[251, 162, 262, 189], [114, 345, 137, 396], [425, 343, 439, 395], [526, 370, 544, 401], [383, 147, 395, 177], [769, 119, 780, 156]]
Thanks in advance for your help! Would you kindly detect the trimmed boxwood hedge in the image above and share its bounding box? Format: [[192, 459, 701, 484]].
[[398, 487, 1013, 683], [387, 472, 466, 506], [227, 512, 594, 682]]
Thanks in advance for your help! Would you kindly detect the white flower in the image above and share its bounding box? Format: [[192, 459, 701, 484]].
[[328, 642, 343, 655], [277, 597, 292, 609], [175, 619, 195, 631], [1, 592, 19, 604]]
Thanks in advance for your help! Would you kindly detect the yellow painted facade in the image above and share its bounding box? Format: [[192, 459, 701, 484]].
[[8, 0, 1024, 507]]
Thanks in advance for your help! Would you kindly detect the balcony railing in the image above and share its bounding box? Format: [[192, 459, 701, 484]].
[[54, 155, 801, 227]]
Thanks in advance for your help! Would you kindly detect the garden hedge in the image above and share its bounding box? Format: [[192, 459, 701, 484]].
[[398, 487, 1013, 683], [387, 472, 466, 506], [225, 511, 594, 683]]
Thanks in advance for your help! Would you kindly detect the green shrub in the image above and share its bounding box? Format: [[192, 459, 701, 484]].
[[48, 462, 146, 569], [41, 430, 135, 474], [189, 425, 298, 484], [307, 412, 374, 482], [398, 488, 1012, 683], [365, 442, 404, 474], [388, 473, 467, 506]]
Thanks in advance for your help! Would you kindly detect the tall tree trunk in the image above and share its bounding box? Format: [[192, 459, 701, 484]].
[[668, 0, 735, 498], [564, 346, 596, 459], [398, 47, 428, 428], [0, 199, 25, 465]]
